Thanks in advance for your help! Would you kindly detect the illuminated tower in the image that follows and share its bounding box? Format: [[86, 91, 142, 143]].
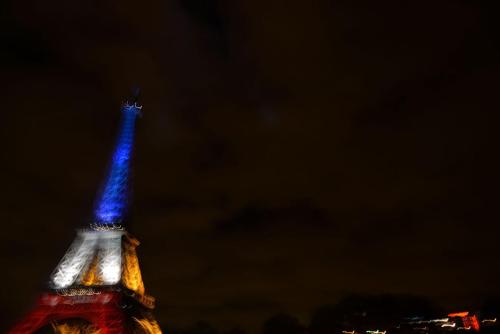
[[9, 98, 162, 334]]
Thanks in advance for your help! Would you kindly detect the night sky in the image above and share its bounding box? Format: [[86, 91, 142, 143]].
[[1, 0, 499, 332]]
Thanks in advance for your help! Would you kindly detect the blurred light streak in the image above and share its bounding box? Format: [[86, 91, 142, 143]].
[[94, 103, 141, 226]]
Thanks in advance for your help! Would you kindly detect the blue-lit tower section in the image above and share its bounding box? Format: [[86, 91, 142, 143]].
[[93, 102, 141, 226]]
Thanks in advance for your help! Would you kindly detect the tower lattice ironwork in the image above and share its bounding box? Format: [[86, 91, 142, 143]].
[[9, 98, 162, 334]]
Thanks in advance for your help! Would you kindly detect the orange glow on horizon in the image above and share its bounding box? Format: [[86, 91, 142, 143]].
[[447, 312, 480, 332], [448, 312, 469, 317]]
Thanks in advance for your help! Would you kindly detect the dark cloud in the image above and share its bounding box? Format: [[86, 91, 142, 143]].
[[213, 203, 332, 235], [179, 0, 227, 38]]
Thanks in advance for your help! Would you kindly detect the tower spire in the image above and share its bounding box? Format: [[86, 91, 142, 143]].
[[93, 99, 142, 227]]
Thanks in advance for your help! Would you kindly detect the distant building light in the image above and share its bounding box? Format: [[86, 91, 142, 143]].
[[482, 318, 497, 324], [441, 323, 456, 328], [448, 312, 469, 318]]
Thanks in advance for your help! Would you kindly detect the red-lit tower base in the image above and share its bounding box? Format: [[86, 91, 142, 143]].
[[9, 292, 126, 334]]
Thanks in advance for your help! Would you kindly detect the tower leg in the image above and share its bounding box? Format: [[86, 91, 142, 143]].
[[8, 309, 49, 334], [8, 293, 126, 334]]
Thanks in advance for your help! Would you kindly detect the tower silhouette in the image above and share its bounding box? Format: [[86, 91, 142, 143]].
[[9, 98, 162, 334]]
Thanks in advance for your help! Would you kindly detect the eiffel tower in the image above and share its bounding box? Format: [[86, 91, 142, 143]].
[[9, 96, 162, 334]]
